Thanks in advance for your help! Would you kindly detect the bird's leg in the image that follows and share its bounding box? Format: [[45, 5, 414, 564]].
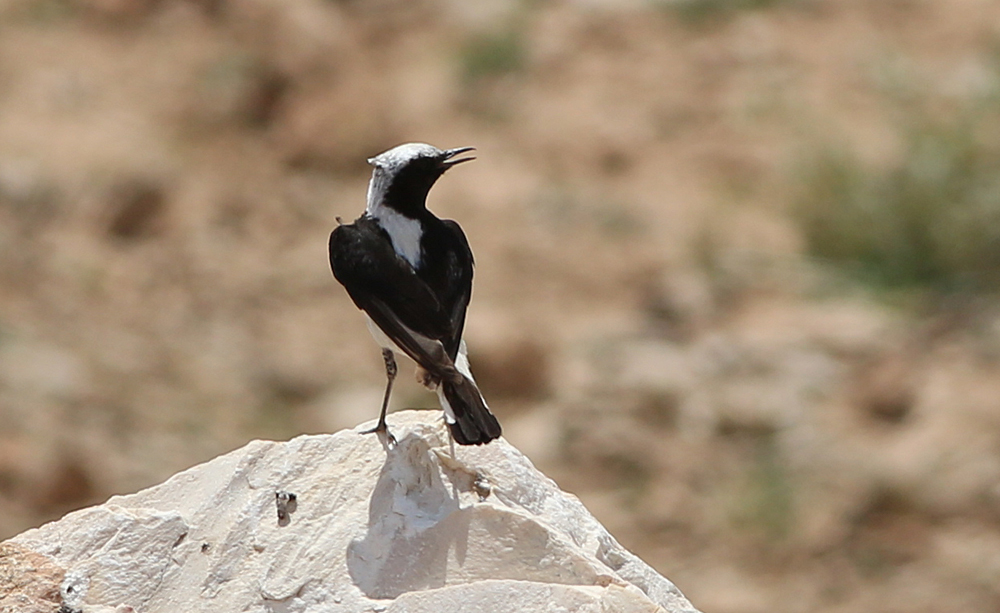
[[362, 348, 397, 448]]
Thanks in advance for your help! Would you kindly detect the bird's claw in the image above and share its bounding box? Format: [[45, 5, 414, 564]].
[[361, 422, 397, 449]]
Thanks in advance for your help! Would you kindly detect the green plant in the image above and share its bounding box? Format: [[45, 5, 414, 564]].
[[657, 0, 792, 25], [729, 430, 795, 541], [791, 42, 1000, 300], [22, 0, 75, 23], [459, 29, 526, 85], [794, 114, 1000, 293]]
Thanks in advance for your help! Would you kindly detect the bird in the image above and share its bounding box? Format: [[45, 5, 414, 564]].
[[328, 143, 502, 446]]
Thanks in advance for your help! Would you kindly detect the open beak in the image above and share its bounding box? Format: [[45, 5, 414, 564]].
[[440, 146, 476, 168]]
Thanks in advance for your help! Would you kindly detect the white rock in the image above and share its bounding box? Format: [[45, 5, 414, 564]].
[[4, 410, 699, 613]]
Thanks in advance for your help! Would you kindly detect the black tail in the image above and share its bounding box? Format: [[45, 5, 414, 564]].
[[442, 376, 501, 445]]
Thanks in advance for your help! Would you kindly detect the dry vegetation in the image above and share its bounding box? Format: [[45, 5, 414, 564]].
[[3, 0, 1000, 611]]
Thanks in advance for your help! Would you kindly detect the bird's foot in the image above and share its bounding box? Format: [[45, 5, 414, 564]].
[[360, 420, 397, 449]]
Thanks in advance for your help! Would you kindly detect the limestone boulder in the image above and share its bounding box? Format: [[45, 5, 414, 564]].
[[2, 410, 699, 613]]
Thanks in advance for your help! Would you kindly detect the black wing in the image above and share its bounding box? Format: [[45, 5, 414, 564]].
[[416, 217, 474, 360], [329, 217, 461, 374]]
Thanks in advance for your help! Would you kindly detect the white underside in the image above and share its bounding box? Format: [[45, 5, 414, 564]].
[[365, 315, 484, 425], [365, 315, 403, 354]]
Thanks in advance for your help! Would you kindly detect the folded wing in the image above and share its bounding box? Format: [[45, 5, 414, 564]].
[[330, 217, 458, 378]]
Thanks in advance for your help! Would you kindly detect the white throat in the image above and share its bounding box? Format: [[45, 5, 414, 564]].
[[366, 196, 423, 269]]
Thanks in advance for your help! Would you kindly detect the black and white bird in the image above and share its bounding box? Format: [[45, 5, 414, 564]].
[[328, 143, 502, 446]]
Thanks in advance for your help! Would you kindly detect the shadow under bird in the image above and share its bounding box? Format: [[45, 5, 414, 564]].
[[328, 143, 502, 446]]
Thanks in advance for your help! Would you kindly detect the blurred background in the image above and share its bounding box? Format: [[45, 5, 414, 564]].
[[2, 0, 1000, 610]]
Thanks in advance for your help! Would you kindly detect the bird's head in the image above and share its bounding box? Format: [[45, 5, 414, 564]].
[[366, 143, 476, 217]]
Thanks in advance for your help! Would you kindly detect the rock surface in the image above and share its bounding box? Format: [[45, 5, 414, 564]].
[[2, 410, 699, 613]]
